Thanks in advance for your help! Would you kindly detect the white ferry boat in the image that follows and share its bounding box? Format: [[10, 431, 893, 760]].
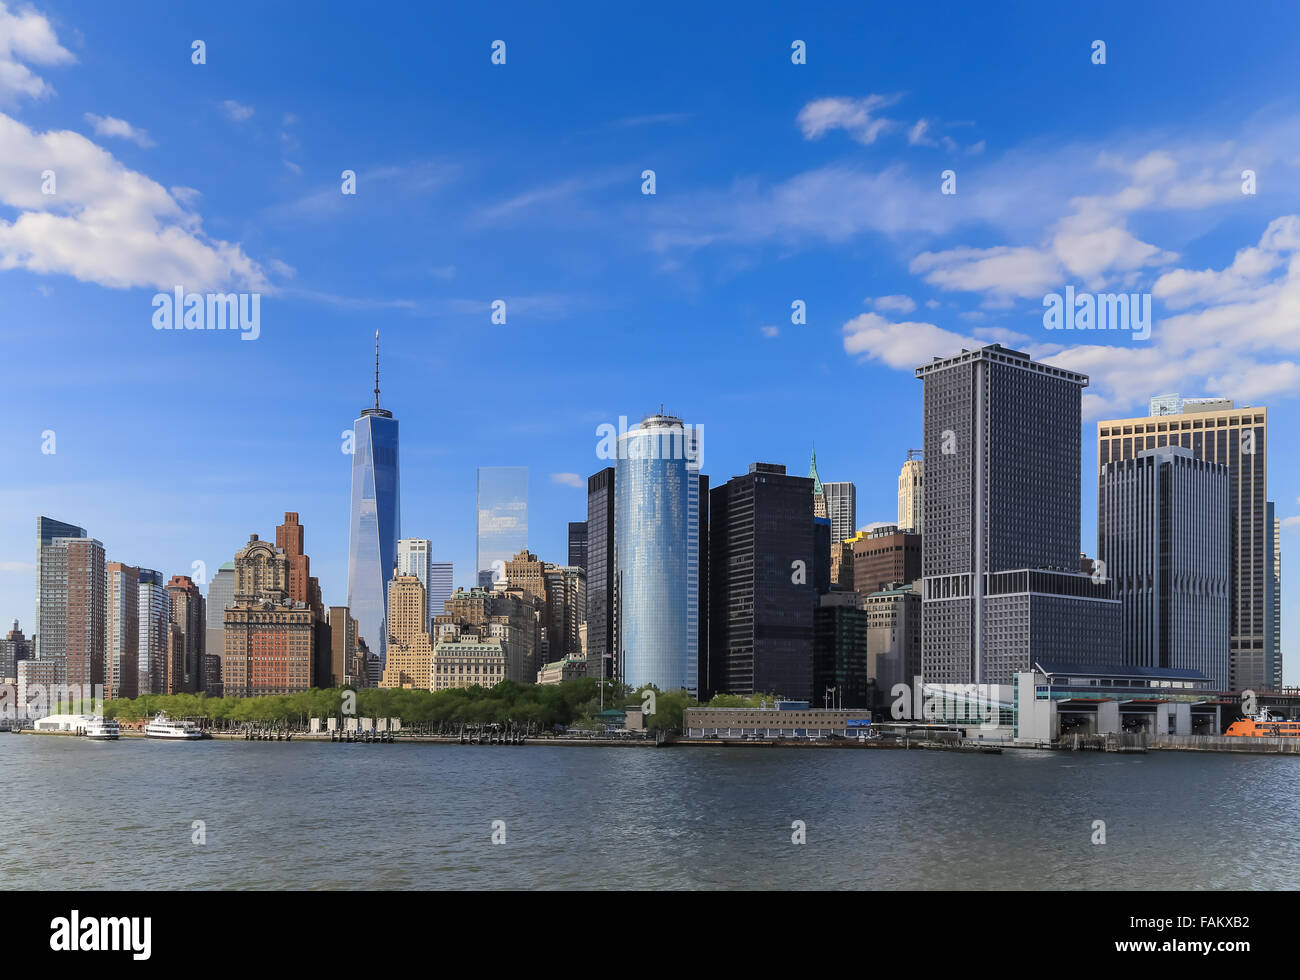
[[144, 712, 203, 740], [84, 717, 119, 740]]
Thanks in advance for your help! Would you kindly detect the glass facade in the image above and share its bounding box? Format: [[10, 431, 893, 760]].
[[476, 467, 528, 585], [348, 410, 400, 662], [616, 416, 701, 696]]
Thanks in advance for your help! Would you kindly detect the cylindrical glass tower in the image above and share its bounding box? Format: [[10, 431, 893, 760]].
[[616, 414, 700, 696]]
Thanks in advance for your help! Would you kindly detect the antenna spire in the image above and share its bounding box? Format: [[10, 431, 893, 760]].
[[373, 330, 381, 410]]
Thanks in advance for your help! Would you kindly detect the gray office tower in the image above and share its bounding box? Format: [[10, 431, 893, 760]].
[[35, 516, 87, 658], [1098, 398, 1272, 691], [709, 463, 817, 701], [568, 521, 588, 572], [823, 482, 857, 545], [1098, 446, 1230, 688], [915, 344, 1119, 684], [204, 562, 236, 687], [586, 468, 615, 682]]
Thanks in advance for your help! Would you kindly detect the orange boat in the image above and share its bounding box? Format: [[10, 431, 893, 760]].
[[1225, 711, 1300, 737]]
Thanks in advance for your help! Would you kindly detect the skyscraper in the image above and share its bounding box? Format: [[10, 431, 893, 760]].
[[166, 575, 205, 694], [428, 561, 454, 620], [1098, 446, 1231, 687], [40, 535, 106, 698], [568, 521, 588, 572], [397, 538, 434, 626], [823, 482, 857, 545], [347, 332, 401, 664], [616, 413, 705, 696], [105, 562, 141, 700], [709, 463, 817, 701], [808, 449, 828, 520], [476, 467, 528, 587], [1271, 507, 1282, 690], [586, 467, 615, 682], [916, 344, 1119, 684], [137, 569, 170, 696], [35, 516, 86, 660], [1098, 397, 1271, 690], [897, 450, 924, 533], [204, 562, 235, 694], [224, 532, 316, 697]]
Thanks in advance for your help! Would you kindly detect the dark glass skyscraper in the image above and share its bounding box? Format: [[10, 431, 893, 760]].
[[586, 468, 615, 682], [347, 333, 400, 664], [568, 521, 588, 572], [709, 463, 816, 701], [916, 344, 1118, 684]]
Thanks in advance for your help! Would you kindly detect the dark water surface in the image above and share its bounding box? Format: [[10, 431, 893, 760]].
[[2, 737, 1296, 889]]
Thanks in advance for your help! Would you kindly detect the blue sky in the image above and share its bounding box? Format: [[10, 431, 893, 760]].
[[2, 1, 1298, 678]]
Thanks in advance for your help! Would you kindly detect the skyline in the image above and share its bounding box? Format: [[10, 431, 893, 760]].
[[2, 0, 1298, 683]]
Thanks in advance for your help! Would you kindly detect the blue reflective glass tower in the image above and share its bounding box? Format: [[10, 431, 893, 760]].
[[616, 414, 702, 696], [347, 333, 400, 664]]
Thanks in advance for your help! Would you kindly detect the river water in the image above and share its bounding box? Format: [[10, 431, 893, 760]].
[[2, 737, 1295, 889]]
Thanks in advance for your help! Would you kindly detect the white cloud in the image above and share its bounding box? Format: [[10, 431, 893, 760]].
[[83, 112, 154, 148], [870, 294, 917, 314], [0, 112, 266, 291], [0, 2, 73, 102], [911, 245, 1061, 299], [841, 312, 1012, 370], [760, 324, 779, 338], [550, 473, 584, 488], [220, 99, 254, 122], [797, 95, 902, 146]]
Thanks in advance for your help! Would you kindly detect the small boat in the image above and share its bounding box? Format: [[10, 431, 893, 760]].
[[144, 712, 203, 740], [84, 717, 119, 740]]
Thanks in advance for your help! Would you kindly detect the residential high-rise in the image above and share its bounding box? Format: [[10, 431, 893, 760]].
[[347, 332, 401, 665], [586, 467, 616, 683], [105, 563, 141, 700], [326, 606, 359, 688], [476, 466, 528, 587], [897, 450, 924, 533], [709, 463, 817, 701], [851, 525, 922, 596], [916, 344, 1119, 684], [544, 565, 587, 660], [165, 575, 205, 693], [39, 535, 106, 697], [1098, 396, 1271, 690], [203, 562, 235, 695], [34, 516, 86, 659], [428, 562, 453, 620], [1098, 445, 1231, 688], [0, 620, 32, 682], [568, 521, 588, 572], [823, 482, 857, 546], [616, 413, 706, 696], [137, 569, 170, 696]]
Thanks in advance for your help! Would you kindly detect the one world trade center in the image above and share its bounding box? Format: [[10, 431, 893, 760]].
[[347, 332, 400, 665]]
